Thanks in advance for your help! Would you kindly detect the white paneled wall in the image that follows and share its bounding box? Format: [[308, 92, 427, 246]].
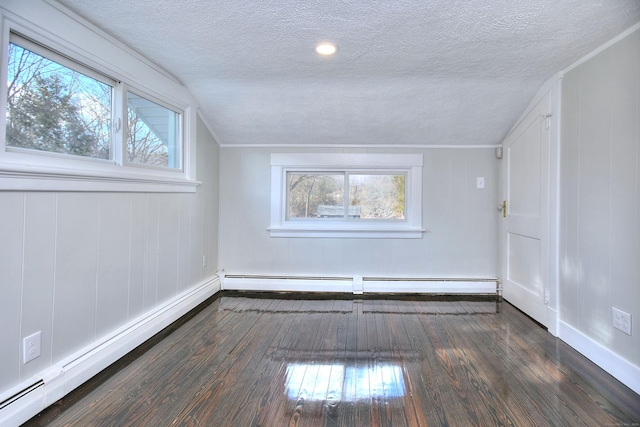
[[0, 193, 25, 387], [0, 116, 219, 399], [219, 147, 499, 280], [560, 27, 640, 368]]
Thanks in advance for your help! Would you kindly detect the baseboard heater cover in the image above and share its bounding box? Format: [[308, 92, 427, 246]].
[[221, 273, 500, 296], [0, 380, 45, 427], [364, 277, 498, 294]]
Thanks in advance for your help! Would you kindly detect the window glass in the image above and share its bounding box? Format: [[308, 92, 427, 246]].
[[287, 173, 344, 218], [349, 174, 405, 219], [126, 92, 181, 169], [271, 153, 422, 237], [286, 172, 406, 220], [6, 39, 112, 159]]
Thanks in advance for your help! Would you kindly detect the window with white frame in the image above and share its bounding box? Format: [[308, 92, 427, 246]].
[[0, 28, 194, 192], [270, 153, 424, 238], [6, 34, 115, 161]]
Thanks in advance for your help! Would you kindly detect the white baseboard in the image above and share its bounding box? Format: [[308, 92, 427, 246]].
[[547, 306, 559, 337], [0, 276, 220, 427], [559, 320, 640, 395], [220, 273, 498, 295]]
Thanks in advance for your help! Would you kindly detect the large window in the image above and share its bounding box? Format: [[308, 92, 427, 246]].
[[6, 35, 113, 160], [0, 26, 193, 192], [4, 33, 183, 170], [270, 153, 424, 238]]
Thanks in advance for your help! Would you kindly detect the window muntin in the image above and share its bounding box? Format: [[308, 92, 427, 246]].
[[126, 91, 182, 170], [6, 35, 113, 160], [286, 172, 406, 221]]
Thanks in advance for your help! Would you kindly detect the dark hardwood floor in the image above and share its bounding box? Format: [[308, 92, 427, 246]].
[[24, 293, 640, 426]]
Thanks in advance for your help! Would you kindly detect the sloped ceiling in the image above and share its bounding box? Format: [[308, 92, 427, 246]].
[[55, 0, 640, 147]]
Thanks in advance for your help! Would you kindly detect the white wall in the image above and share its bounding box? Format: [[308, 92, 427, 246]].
[[560, 27, 640, 372], [0, 115, 219, 398], [219, 147, 499, 280]]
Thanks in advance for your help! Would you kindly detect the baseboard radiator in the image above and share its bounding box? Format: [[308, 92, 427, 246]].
[[0, 277, 220, 427], [220, 273, 501, 298]]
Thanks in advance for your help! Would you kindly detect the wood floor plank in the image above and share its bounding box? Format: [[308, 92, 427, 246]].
[[211, 311, 293, 426], [436, 310, 522, 426], [400, 305, 455, 425], [24, 294, 640, 427], [282, 305, 332, 427], [248, 299, 309, 426], [354, 299, 373, 426], [385, 307, 427, 426], [335, 301, 359, 427], [170, 302, 287, 425], [373, 304, 407, 427], [446, 305, 550, 426]]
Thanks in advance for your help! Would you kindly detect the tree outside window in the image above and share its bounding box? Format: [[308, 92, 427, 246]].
[[6, 36, 181, 170], [6, 41, 111, 159], [287, 172, 405, 220]]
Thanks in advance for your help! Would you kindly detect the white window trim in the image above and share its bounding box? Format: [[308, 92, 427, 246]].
[[0, 7, 199, 192], [269, 153, 424, 238]]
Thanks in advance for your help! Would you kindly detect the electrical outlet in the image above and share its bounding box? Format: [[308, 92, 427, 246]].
[[612, 307, 632, 335], [23, 331, 41, 364]]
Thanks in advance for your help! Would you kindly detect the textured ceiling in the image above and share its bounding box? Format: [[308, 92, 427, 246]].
[[55, 0, 640, 147]]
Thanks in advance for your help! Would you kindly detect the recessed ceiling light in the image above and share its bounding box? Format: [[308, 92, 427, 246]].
[[315, 43, 337, 56]]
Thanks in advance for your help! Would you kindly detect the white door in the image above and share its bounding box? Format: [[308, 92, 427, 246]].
[[501, 96, 551, 327]]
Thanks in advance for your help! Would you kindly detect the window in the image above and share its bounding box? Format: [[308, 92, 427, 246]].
[[287, 172, 406, 220], [0, 27, 194, 192], [126, 91, 181, 169], [270, 153, 424, 238], [6, 35, 113, 160]]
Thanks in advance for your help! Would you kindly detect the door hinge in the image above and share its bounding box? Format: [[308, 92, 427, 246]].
[[543, 113, 552, 130], [544, 288, 550, 304]]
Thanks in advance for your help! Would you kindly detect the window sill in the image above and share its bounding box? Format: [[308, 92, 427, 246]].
[[268, 225, 426, 239], [0, 164, 199, 192]]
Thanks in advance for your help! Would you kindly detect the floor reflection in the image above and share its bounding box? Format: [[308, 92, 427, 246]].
[[285, 363, 406, 402]]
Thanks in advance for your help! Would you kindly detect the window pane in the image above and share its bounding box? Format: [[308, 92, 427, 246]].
[[127, 92, 181, 169], [6, 41, 112, 159], [349, 174, 405, 219], [288, 173, 344, 218]]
